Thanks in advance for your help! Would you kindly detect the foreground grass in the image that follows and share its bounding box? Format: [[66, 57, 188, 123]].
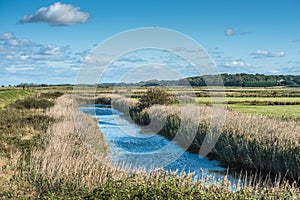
[[1, 94, 299, 198], [0, 95, 56, 198]]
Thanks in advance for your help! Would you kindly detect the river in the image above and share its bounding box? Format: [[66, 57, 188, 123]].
[[80, 104, 237, 184]]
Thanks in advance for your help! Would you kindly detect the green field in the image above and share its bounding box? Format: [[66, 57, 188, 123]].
[[228, 104, 300, 120], [107, 86, 300, 120], [196, 97, 300, 104], [194, 91, 300, 120], [0, 88, 34, 108]]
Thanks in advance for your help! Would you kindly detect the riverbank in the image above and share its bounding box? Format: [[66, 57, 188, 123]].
[[1, 93, 299, 198], [106, 95, 300, 183]]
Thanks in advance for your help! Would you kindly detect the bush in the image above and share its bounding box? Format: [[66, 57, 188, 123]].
[[138, 87, 173, 110], [39, 92, 64, 99], [13, 98, 54, 109], [95, 97, 112, 105]]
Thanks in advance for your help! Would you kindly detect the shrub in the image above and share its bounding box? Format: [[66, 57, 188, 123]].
[[13, 98, 54, 109], [95, 97, 112, 105], [138, 87, 173, 110], [39, 92, 64, 99]]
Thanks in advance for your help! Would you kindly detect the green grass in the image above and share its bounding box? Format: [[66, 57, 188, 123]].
[[228, 104, 300, 120], [195, 96, 300, 119], [0, 89, 34, 109], [196, 97, 300, 104]]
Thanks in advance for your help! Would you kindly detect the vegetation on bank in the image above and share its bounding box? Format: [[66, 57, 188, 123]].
[[0, 92, 298, 198], [0, 93, 56, 198], [107, 86, 300, 120], [1, 94, 298, 199], [109, 88, 300, 182]]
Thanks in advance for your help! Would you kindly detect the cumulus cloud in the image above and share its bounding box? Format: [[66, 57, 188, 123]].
[[251, 50, 285, 58], [0, 32, 15, 40], [20, 2, 90, 26], [0, 32, 34, 47], [225, 28, 249, 36], [38, 45, 64, 56]]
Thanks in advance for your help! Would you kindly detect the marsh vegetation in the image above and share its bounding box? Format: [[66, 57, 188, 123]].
[[0, 86, 299, 199]]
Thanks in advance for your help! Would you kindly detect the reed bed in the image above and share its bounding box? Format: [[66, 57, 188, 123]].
[[8, 94, 298, 199], [112, 96, 300, 182]]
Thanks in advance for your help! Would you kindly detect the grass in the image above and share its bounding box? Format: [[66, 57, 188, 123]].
[[112, 86, 300, 97], [228, 104, 300, 120], [196, 97, 300, 104], [100, 86, 300, 119], [4, 94, 297, 199], [0, 94, 56, 198], [112, 94, 300, 181], [0, 89, 34, 109], [0, 87, 299, 198]]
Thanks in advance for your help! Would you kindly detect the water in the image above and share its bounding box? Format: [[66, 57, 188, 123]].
[[80, 105, 236, 183]]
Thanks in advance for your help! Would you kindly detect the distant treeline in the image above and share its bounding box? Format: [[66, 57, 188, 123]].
[[12, 83, 73, 88], [11, 73, 300, 88], [186, 73, 300, 87], [116, 73, 300, 87]]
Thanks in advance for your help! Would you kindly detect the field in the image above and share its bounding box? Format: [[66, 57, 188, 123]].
[[110, 86, 300, 120], [228, 104, 300, 120], [0, 86, 299, 199], [0, 88, 34, 108]]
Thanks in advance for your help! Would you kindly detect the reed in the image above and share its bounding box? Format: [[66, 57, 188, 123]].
[[112, 95, 300, 182], [3, 94, 298, 198]]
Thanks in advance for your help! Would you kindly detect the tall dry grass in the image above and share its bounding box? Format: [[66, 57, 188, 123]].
[[15, 94, 299, 198], [112, 96, 300, 182], [27, 95, 119, 190]]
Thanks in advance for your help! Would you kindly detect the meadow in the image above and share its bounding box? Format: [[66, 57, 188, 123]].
[[0, 88, 34, 108], [111, 86, 300, 120], [0, 86, 299, 199]]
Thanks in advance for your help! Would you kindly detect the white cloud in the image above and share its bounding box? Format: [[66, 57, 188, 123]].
[[117, 56, 147, 63], [0, 32, 34, 47], [20, 2, 90, 26], [0, 32, 88, 84], [0, 32, 15, 40], [225, 28, 234, 36], [225, 28, 248, 36], [5, 66, 35, 73], [224, 59, 251, 67], [251, 50, 285, 58], [38, 45, 62, 55]]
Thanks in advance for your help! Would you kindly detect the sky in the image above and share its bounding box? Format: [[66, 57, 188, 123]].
[[0, 0, 300, 85]]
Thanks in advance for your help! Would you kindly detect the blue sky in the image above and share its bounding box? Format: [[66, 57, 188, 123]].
[[0, 0, 300, 85]]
